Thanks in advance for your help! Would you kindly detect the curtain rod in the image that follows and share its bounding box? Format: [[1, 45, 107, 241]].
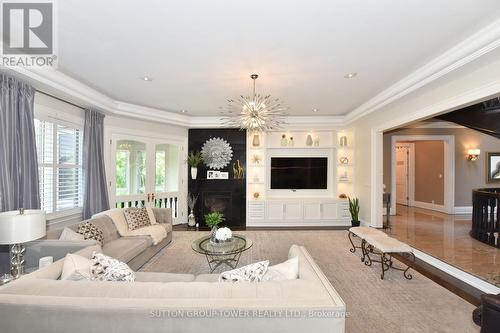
[[36, 89, 86, 110]]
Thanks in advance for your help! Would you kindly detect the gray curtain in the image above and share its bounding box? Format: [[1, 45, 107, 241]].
[[82, 109, 109, 219], [0, 74, 40, 212]]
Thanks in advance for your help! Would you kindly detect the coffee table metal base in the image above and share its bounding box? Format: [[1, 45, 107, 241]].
[[204, 251, 243, 273]]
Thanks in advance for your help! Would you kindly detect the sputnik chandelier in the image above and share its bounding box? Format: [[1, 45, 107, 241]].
[[220, 74, 287, 132]]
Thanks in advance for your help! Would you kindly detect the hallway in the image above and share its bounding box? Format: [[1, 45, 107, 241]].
[[387, 205, 500, 287]]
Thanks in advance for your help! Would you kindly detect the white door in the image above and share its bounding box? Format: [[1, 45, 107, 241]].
[[110, 134, 186, 224], [396, 144, 412, 206]]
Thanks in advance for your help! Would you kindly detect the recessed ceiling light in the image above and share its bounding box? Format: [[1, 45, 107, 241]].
[[344, 72, 357, 79], [141, 76, 153, 82], [180, 109, 188, 113], [312, 108, 319, 112]]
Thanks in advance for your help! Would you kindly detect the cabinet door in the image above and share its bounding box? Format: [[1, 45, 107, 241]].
[[303, 203, 321, 220], [285, 203, 302, 220], [267, 202, 284, 220], [321, 203, 338, 220]]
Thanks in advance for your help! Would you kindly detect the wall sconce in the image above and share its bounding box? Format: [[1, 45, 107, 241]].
[[467, 149, 480, 161]]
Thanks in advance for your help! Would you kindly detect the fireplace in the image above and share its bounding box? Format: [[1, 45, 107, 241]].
[[188, 128, 247, 228], [202, 191, 233, 222]]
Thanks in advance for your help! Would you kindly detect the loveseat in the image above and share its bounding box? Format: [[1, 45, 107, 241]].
[[26, 208, 173, 271], [0, 244, 346, 333]]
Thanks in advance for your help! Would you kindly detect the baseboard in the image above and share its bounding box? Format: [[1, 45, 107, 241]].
[[413, 248, 500, 295], [413, 201, 447, 213], [454, 206, 473, 215]]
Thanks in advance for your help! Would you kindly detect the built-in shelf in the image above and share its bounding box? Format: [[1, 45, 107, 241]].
[[248, 164, 265, 168], [249, 181, 265, 184], [337, 163, 354, 167]]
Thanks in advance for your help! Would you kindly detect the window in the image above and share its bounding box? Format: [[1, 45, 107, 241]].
[[35, 118, 83, 214]]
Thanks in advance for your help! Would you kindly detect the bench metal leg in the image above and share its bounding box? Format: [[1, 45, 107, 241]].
[[402, 252, 415, 280], [348, 231, 357, 253]]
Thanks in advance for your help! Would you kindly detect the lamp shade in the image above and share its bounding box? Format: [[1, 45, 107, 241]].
[[468, 149, 481, 156], [0, 210, 46, 244]]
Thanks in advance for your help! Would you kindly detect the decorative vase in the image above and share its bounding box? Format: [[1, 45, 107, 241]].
[[209, 226, 218, 244], [252, 134, 260, 147], [280, 134, 288, 146], [289, 137, 294, 146], [351, 220, 360, 227], [314, 136, 320, 146], [188, 210, 196, 227], [190, 167, 198, 180], [306, 134, 313, 146]]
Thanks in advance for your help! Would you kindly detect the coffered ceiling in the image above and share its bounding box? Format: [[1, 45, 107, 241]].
[[48, 1, 500, 116]]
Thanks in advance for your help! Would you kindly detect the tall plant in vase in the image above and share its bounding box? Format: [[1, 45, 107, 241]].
[[348, 197, 360, 227], [187, 151, 203, 180]]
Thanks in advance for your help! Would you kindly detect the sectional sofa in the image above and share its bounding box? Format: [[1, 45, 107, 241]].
[[26, 208, 173, 271], [0, 244, 346, 333]]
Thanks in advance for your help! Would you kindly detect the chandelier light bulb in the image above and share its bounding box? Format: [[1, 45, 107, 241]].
[[220, 74, 287, 132]]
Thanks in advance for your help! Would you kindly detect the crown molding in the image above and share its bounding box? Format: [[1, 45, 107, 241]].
[[403, 121, 466, 129], [6, 18, 500, 130], [6, 67, 347, 129], [345, 18, 500, 125]]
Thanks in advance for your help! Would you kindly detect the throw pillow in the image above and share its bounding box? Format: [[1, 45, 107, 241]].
[[77, 221, 104, 245], [61, 253, 92, 281], [91, 252, 135, 282], [123, 207, 152, 231], [262, 256, 299, 282], [145, 207, 157, 224], [59, 227, 85, 241], [219, 260, 269, 283]]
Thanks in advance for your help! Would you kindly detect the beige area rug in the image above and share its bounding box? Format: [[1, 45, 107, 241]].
[[141, 230, 479, 333]]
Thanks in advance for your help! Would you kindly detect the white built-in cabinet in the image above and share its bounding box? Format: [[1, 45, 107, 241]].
[[247, 199, 350, 226]]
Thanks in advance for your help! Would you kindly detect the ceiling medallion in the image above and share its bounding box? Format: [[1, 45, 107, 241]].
[[220, 74, 287, 133], [201, 137, 233, 170]]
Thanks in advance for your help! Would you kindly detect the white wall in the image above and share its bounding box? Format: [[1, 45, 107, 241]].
[[351, 46, 500, 227]]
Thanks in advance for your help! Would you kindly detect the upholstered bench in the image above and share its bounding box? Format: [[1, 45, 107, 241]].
[[362, 234, 415, 280], [348, 226, 388, 261]]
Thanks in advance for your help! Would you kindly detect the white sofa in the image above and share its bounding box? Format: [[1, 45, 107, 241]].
[[0, 244, 346, 333]]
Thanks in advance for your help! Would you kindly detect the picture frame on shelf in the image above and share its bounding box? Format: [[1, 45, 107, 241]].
[[207, 170, 220, 179]]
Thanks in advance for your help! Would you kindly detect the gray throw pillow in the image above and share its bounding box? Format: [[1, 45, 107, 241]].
[[77, 221, 104, 245], [123, 207, 152, 230]]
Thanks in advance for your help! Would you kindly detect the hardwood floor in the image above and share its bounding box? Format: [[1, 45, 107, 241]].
[[387, 204, 500, 288]]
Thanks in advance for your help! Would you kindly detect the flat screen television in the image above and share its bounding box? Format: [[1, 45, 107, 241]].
[[270, 157, 328, 189]]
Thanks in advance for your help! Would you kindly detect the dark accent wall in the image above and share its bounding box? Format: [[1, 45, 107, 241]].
[[188, 129, 246, 228]]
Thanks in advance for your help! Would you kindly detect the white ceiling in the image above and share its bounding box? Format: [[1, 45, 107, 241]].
[[57, 0, 500, 116]]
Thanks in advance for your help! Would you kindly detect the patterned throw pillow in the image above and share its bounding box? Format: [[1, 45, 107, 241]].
[[91, 252, 135, 282], [123, 207, 152, 230], [77, 221, 104, 245], [219, 260, 269, 283]]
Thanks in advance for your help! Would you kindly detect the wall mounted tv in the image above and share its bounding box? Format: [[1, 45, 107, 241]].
[[270, 157, 328, 190]]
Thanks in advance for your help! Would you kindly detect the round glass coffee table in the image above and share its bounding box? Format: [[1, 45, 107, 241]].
[[192, 234, 253, 273]]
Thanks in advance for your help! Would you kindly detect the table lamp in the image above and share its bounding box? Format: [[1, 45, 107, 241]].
[[0, 209, 46, 282]]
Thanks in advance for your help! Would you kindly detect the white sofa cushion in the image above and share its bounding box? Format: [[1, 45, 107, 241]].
[[61, 253, 93, 281], [263, 256, 299, 281], [59, 227, 85, 241]]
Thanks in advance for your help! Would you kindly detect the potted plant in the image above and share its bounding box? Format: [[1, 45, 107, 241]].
[[187, 151, 203, 180], [348, 197, 360, 227], [205, 211, 225, 243]]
